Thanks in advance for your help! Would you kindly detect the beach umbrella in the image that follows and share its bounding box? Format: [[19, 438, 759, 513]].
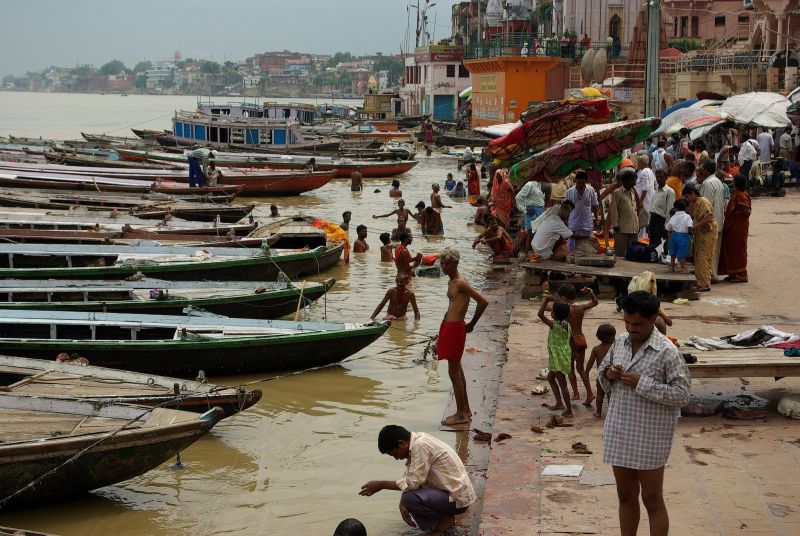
[[718, 91, 790, 128], [653, 107, 727, 136], [485, 99, 612, 164], [660, 98, 698, 119], [509, 117, 662, 184], [520, 100, 562, 122], [459, 86, 472, 99]]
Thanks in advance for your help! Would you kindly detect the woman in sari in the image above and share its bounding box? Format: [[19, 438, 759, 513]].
[[683, 184, 717, 292], [490, 169, 515, 229], [718, 174, 751, 283], [466, 163, 480, 196]]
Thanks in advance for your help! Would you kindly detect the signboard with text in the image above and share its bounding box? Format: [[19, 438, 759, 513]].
[[478, 74, 497, 92], [414, 45, 464, 63]]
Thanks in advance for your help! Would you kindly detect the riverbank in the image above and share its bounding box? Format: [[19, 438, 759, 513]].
[[477, 193, 800, 535]]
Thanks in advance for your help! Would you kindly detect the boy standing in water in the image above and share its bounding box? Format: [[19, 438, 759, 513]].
[[371, 273, 420, 321], [353, 225, 369, 253], [379, 232, 396, 262], [438, 248, 488, 426]]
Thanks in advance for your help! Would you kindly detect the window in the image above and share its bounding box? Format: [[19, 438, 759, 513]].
[[446, 65, 455, 78], [673, 17, 678, 38], [458, 65, 469, 78], [691, 16, 699, 37], [715, 16, 725, 28], [738, 15, 749, 23], [680, 16, 688, 37]]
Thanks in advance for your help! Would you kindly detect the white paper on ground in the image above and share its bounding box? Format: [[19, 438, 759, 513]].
[[541, 464, 584, 477]]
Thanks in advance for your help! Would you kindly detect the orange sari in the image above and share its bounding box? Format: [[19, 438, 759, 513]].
[[491, 169, 515, 229], [718, 189, 751, 281]]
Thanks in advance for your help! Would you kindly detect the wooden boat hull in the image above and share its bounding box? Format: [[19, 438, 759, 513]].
[[0, 323, 389, 376], [216, 170, 335, 195], [0, 278, 335, 319], [0, 403, 221, 509], [0, 243, 343, 280], [0, 173, 243, 196]]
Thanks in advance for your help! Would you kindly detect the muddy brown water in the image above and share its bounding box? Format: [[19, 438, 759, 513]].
[[0, 93, 498, 535]]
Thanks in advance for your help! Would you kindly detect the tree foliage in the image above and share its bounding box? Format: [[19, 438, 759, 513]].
[[133, 61, 153, 73], [100, 59, 127, 75], [375, 56, 403, 84], [327, 52, 354, 67], [200, 61, 221, 74]]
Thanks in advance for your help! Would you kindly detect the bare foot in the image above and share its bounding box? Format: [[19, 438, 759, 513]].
[[570, 393, 581, 401], [561, 410, 574, 418], [582, 394, 595, 407], [441, 413, 471, 426], [592, 411, 602, 418], [541, 402, 565, 411]]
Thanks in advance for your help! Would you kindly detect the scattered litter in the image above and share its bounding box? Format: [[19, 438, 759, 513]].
[[682, 397, 724, 416], [531, 384, 549, 395], [685, 445, 716, 465], [768, 503, 793, 517], [777, 395, 800, 419], [495, 433, 512, 442], [541, 464, 583, 477], [546, 415, 574, 428], [579, 469, 615, 487], [536, 368, 550, 380], [464, 346, 479, 353], [471, 429, 492, 442], [530, 425, 544, 434], [672, 298, 690, 305], [571, 442, 592, 455]]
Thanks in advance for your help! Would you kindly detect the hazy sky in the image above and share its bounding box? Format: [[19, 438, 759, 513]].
[[2, 0, 458, 76]]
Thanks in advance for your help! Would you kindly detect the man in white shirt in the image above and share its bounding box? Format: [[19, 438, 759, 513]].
[[515, 179, 546, 232], [738, 136, 758, 183], [361, 425, 476, 534], [779, 128, 794, 178], [698, 160, 725, 280], [635, 155, 657, 212], [530, 202, 574, 261], [648, 170, 676, 255], [651, 139, 671, 172], [757, 128, 774, 164]]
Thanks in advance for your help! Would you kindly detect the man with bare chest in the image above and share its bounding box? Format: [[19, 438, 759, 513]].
[[371, 273, 420, 321], [556, 283, 598, 404], [438, 248, 488, 426], [394, 230, 422, 276], [430, 184, 450, 210]]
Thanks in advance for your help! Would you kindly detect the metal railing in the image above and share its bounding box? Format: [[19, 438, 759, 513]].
[[464, 35, 629, 61]]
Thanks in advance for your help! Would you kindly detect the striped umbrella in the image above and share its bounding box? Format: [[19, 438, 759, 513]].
[[653, 107, 727, 136], [485, 99, 612, 165], [510, 117, 662, 185]]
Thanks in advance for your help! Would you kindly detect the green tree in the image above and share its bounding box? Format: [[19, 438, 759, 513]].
[[133, 61, 153, 73], [134, 74, 147, 89], [100, 59, 127, 75], [201, 61, 221, 74], [375, 56, 403, 84], [327, 52, 354, 67]]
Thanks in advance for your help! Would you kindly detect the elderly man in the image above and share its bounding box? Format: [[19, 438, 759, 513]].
[[564, 170, 599, 255], [635, 155, 657, 223], [608, 169, 640, 257], [597, 291, 690, 536], [530, 201, 574, 261], [360, 424, 476, 535]]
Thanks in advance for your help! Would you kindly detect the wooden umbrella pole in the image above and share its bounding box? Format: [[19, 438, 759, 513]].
[[294, 280, 306, 321]]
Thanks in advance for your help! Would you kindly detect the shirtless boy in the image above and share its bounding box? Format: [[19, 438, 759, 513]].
[[557, 283, 599, 405], [371, 273, 420, 321], [472, 214, 513, 258], [438, 248, 489, 426], [353, 224, 369, 253], [341, 211, 352, 231], [421, 206, 444, 236], [379, 232, 396, 262], [394, 230, 423, 276], [373, 199, 412, 240], [430, 184, 451, 209], [586, 323, 616, 418]]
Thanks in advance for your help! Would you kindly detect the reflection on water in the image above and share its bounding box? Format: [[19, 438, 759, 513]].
[[0, 94, 495, 536]]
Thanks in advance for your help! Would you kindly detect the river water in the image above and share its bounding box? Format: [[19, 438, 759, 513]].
[[0, 92, 494, 535]]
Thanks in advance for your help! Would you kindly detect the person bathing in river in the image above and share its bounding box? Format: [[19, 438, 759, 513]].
[[379, 232, 396, 262], [269, 204, 280, 218], [421, 206, 444, 236], [341, 211, 352, 231], [443, 173, 456, 192], [472, 214, 512, 258], [438, 248, 488, 426], [371, 273, 420, 321], [430, 184, 450, 209], [353, 224, 369, 253], [449, 181, 466, 198], [373, 199, 412, 239], [389, 179, 403, 198], [395, 230, 423, 277]]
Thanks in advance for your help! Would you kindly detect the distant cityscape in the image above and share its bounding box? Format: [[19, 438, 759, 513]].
[[0, 50, 405, 98]]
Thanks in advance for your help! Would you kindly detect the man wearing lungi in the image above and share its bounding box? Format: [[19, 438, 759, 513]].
[[597, 291, 691, 535]]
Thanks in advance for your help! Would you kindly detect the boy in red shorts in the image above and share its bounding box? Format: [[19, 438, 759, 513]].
[[437, 247, 488, 426]]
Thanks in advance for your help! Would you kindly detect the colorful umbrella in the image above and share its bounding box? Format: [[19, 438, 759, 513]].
[[653, 107, 727, 136], [509, 117, 662, 185], [660, 98, 698, 118], [485, 99, 612, 165], [459, 86, 472, 99]]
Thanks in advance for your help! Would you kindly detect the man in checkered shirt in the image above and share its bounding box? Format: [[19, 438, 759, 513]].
[[597, 291, 691, 536]]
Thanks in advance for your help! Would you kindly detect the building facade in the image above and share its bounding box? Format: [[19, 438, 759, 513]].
[[400, 44, 471, 119]]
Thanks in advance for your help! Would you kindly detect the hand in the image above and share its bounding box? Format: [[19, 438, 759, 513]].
[[582, 287, 595, 296], [399, 502, 415, 527], [359, 481, 384, 496], [372, 215, 378, 219], [619, 372, 641, 388], [605, 364, 623, 380]]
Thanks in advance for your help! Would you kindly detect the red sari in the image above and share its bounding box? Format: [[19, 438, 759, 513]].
[[467, 169, 480, 196], [718, 189, 751, 281], [491, 169, 515, 229]]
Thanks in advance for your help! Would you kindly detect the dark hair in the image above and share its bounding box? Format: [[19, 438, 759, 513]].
[[334, 518, 367, 536], [398, 229, 412, 242], [682, 184, 700, 197], [415, 201, 425, 209], [575, 169, 588, 181], [356, 224, 367, 233], [447, 173, 453, 179], [596, 323, 616, 342], [655, 170, 668, 181], [379, 232, 390, 244], [553, 301, 570, 321], [683, 160, 696, 175], [378, 425, 411, 454], [476, 196, 484, 205], [342, 211, 351, 217], [679, 127, 689, 135], [470, 163, 477, 171], [392, 179, 400, 188], [562, 200, 576, 209], [425, 206, 433, 214], [673, 198, 689, 211], [618, 168, 637, 186], [657, 139, 666, 148], [621, 291, 661, 318], [702, 160, 716, 175], [733, 173, 747, 191], [270, 204, 278, 210], [558, 283, 577, 300]]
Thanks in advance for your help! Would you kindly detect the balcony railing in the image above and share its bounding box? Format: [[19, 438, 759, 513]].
[[465, 34, 629, 61]]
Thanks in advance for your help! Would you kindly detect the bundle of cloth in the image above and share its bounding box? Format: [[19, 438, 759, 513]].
[[684, 326, 800, 351]]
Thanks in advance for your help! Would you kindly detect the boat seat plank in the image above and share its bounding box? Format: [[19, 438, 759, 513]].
[[521, 259, 696, 282]]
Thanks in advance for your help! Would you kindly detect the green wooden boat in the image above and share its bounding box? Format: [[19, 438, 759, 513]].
[[0, 278, 335, 319], [0, 310, 389, 377], [0, 242, 344, 280]]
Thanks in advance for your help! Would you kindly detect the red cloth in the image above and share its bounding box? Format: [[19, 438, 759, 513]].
[[421, 254, 439, 265], [467, 169, 480, 196], [769, 340, 800, 350], [437, 321, 467, 361], [718, 189, 751, 279], [491, 170, 515, 229], [490, 238, 513, 255]]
